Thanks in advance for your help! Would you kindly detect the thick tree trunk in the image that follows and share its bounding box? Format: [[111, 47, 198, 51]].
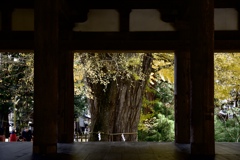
[[88, 54, 152, 141]]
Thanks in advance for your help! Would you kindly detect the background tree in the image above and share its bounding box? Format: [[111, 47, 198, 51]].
[[214, 53, 240, 102], [75, 53, 152, 141], [74, 94, 88, 119], [0, 52, 34, 137], [214, 53, 240, 142], [138, 53, 175, 142], [74, 55, 91, 135]]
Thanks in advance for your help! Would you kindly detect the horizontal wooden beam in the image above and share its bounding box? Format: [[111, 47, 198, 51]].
[[0, 31, 34, 51], [0, 0, 239, 9], [214, 40, 240, 52], [71, 0, 240, 9], [1, 31, 240, 52], [71, 0, 182, 9], [64, 32, 182, 51], [0, 0, 34, 9]]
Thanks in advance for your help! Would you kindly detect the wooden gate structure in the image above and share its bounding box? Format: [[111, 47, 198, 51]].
[[0, 0, 240, 156]]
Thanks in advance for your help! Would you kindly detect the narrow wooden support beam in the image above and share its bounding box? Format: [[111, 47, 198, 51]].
[[57, 9, 75, 144], [33, 0, 59, 154], [58, 50, 74, 143], [118, 9, 131, 32], [238, 8, 240, 30], [189, 0, 215, 156], [1, 7, 13, 31], [174, 49, 190, 144], [174, 18, 191, 144]]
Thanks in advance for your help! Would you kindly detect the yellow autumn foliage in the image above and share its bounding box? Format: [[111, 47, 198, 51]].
[[214, 53, 240, 101], [151, 53, 174, 84]]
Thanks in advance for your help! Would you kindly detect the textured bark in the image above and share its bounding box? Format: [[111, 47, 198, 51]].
[[88, 54, 152, 141]]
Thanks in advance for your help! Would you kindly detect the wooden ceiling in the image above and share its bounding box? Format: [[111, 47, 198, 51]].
[[0, 0, 240, 52], [0, 0, 239, 9]]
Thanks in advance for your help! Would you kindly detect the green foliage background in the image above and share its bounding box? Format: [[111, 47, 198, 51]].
[[0, 52, 34, 134], [214, 53, 240, 142], [138, 53, 175, 142]]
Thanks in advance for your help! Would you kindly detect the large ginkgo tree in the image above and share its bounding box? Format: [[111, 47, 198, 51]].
[[74, 53, 152, 141]]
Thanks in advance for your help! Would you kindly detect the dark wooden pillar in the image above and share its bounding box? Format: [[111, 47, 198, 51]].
[[1, 2, 12, 31], [174, 49, 190, 144], [58, 50, 74, 143], [57, 13, 75, 143], [174, 17, 191, 144], [189, 0, 215, 156], [238, 7, 240, 30], [1, 10, 12, 31], [0, 3, 12, 140], [34, 0, 59, 154], [119, 8, 131, 32]]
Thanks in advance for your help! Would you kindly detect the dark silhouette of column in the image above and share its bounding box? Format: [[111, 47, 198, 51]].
[[0, 4, 12, 136], [58, 50, 74, 143], [119, 8, 131, 32], [174, 16, 191, 144], [34, 0, 59, 154], [57, 14, 75, 143], [189, 0, 215, 156], [1, 9, 12, 31], [174, 49, 190, 144]]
